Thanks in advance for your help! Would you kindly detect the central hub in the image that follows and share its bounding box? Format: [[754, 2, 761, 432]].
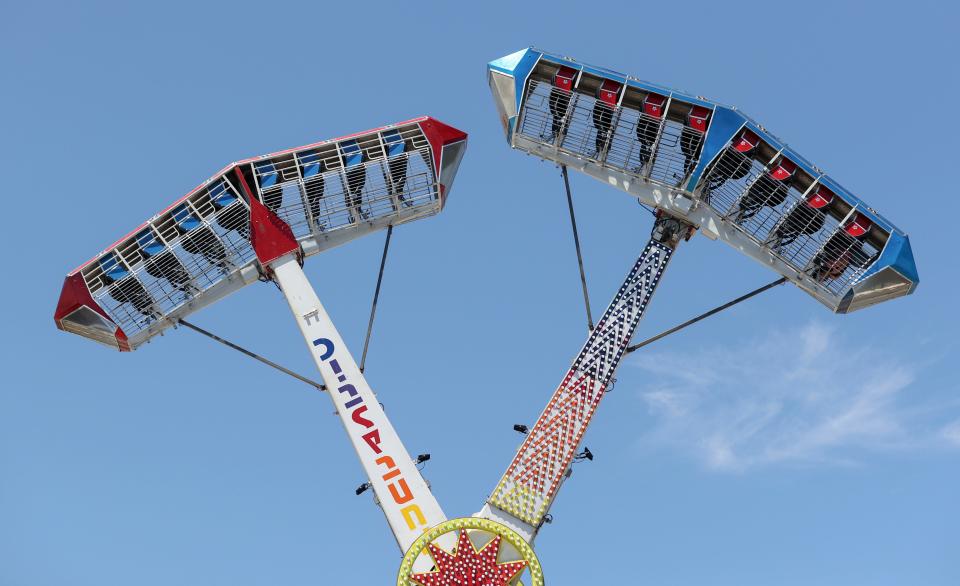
[[397, 517, 544, 586]]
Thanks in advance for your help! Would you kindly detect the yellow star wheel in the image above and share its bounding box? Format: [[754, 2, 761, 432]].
[[397, 517, 544, 586]]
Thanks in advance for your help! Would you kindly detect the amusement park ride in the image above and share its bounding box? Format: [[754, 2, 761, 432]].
[[55, 49, 918, 585], [53, 117, 469, 558]]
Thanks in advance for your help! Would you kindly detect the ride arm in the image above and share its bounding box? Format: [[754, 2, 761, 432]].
[[243, 181, 448, 555], [477, 216, 690, 543]]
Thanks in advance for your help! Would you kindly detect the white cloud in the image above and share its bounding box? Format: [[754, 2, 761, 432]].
[[941, 420, 960, 447], [630, 322, 942, 471]]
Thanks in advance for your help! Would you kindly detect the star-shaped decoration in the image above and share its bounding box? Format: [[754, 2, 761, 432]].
[[409, 528, 527, 586]]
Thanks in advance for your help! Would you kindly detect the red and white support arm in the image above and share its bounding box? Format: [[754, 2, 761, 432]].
[[478, 215, 691, 543]]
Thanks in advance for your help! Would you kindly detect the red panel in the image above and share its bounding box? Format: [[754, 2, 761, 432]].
[[418, 117, 468, 177], [687, 105, 711, 133], [53, 273, 129, 351], [769, 158, 797, 181], [643, 93, 667, 118], [845, 213, 872, 238], [597, 79, 621, 106], [554, 66, 577, 92], [115, 328, 131, 352], [235, 167, 299, 267], [807, 185, 834, 209], [734, 129, 760, 152]]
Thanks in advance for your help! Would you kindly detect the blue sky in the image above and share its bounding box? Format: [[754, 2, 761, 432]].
[[2, 1, 958, 584]]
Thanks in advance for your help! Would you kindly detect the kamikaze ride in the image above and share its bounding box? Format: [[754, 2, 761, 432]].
[[54, 118, 468, 563], [396, 48, 919, 586], [52, 48, 920, 586]]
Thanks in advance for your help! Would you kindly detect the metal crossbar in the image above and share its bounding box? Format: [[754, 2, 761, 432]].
[[360, 225, 393, 373], [625, 277, 787, 354], [561, 166, 593, 332], [178, 318, 325, 390]]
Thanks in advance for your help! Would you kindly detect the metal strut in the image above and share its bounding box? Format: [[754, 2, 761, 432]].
[[561, 165, 594, 332], [268, 252, 451, 561], [177, 318, 325, 390], [625, 277, 787, 354], [480, 215, 690, 542], [360, 224, 393, 373]]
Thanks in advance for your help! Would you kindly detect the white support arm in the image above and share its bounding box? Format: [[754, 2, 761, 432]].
[[270, 253, 447, 554]]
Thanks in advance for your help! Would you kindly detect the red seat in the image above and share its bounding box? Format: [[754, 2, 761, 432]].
[[844, 212, 872, 238], [643, 93, 667, 118], [597, 79, 621, 106], [806, 185, 834, 209], [734, 129, 760, 152], [554, 66, 577, 92], [769, 157, 797, 181], [687, 105, 710, 133]]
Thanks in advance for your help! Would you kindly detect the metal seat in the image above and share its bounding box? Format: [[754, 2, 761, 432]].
[[99, 253, 155, 317], [340, 140, 367, 222], [687, 105, 710, 133], [733, 129, 760, 153], [99, 253, 129, 283], [135, 228, 165, 257], [592, 79, 621, 157], [208, 180, 237, 208], [172, 204, 202, 232], [844, 212, 872, 238], [382, 130, 409, 204], [636, 93, 666, 169], [769, 157, 797, 182], [137, 227, 192, 293], [172, 204, 227, 269], [735, 157, 796, 222], [255, 161, 283, 211], [383, 130, 404, 158], [679, 105, 711, 175], [255, 160, 279, 189], [769, 185, 834, 249], [808, 185, 834, 209], [547, 66, 577, 141], [299, 151, 323, 178], [293, 151, 326, 227], [811, 213, 872, 281]]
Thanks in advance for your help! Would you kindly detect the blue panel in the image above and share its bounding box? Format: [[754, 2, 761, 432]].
[[340, 140, 363, 167], [686, 106, 746, 189], [299, 152, 322, 177], [541, 53, 625, 85], [172, 203, 201, 232], [857, 232, 919, 292], [382, 129, 404, 157], [488, 47, 542, 120], [488, 47, 534, 75], [578, 63, 627, 85], [511, 50, 541, 119], [136, 229, 164, 257], [99, 253, 128, 281], [255, 161, 278, 188]]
